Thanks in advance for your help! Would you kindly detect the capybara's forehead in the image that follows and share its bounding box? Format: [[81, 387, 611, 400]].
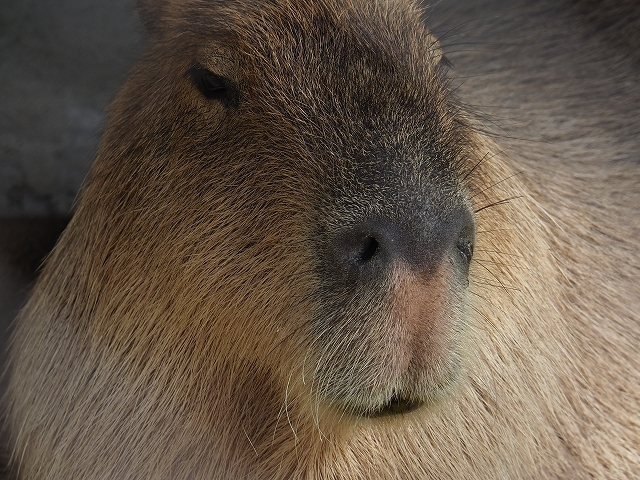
[[156, 0, 439, 68]]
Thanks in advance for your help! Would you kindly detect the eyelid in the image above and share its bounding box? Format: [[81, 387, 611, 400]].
[[187, 63, 240, 108]]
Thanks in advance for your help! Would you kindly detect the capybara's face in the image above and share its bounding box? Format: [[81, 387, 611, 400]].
[[92, 0, 477, 420]]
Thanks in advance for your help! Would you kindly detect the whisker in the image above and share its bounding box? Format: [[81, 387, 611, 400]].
[[472, 280, 519, 291], [469, 304, 499, 332], [243, 426, 259, 457], [473, 258, 529, 270], [461, 151, 490, 183], [284, 371, 298, 444], [431, 17, 484, 43], [468, 289, 504, 313], [474, 196, 523, 214], [474, 248, 523, 258], [471, 172, 523, 199], [473, 259, 517, 295]]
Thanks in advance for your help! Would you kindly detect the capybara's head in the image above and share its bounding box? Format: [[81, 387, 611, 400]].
[[6, 2, 506, 473], [9, 1, 640, 478], [75, 0, 481, 424]]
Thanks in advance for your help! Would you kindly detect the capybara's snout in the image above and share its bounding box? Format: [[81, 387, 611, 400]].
[[327, 199, 475, 283]]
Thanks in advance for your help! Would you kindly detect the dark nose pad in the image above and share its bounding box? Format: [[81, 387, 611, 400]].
[[332, 206, 475, 280]]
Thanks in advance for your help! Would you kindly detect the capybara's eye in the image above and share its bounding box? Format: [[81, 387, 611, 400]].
[[187, 64, 239, 108]]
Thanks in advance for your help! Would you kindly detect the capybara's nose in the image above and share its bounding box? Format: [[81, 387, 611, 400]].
[[331, 206, 475, 279]]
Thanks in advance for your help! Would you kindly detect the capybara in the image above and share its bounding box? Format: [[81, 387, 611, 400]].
[[4, 0, 640, 478]]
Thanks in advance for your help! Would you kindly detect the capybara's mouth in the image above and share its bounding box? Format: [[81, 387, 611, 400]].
[[366, 393, 424, 418]]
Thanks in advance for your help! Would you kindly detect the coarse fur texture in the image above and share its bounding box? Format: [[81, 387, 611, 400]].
[[4, 0, 640, 478]]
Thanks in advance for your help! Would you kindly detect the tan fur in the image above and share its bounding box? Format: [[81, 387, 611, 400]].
[[4, 0, 639, 478]]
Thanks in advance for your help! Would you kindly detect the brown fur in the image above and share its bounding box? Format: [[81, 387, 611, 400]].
[[4, 0, 639, 478]]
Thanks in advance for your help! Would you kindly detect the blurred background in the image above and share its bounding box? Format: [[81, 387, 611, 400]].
[[1, 0, 143, 217], [0, 0, 143, 374]]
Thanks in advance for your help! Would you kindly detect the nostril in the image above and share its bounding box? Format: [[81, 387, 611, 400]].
[[331, 225, 388, 277], [352, 235, 380, 266], [456, 234, 474, 267]]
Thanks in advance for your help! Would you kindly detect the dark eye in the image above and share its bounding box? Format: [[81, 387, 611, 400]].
[[187, 64, 239, 108]]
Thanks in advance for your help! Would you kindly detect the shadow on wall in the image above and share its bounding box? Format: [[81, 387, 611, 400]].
[[0, 0, 144, 216]]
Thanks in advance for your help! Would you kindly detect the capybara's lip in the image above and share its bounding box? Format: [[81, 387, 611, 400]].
[[365, 394, 424, 418]]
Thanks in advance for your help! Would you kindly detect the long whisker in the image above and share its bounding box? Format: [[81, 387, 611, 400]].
[[471, 172, 523, 199], [461, 151, 491, 183], [473, 259, 518, 295], [475, 196, 523, 214]]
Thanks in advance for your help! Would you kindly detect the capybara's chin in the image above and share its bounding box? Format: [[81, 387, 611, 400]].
[[334, 355, 463, 419], [312, 258, 469, 418]]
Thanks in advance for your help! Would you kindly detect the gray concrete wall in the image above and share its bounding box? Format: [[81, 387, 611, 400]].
[[0, 0, 144, 216]]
